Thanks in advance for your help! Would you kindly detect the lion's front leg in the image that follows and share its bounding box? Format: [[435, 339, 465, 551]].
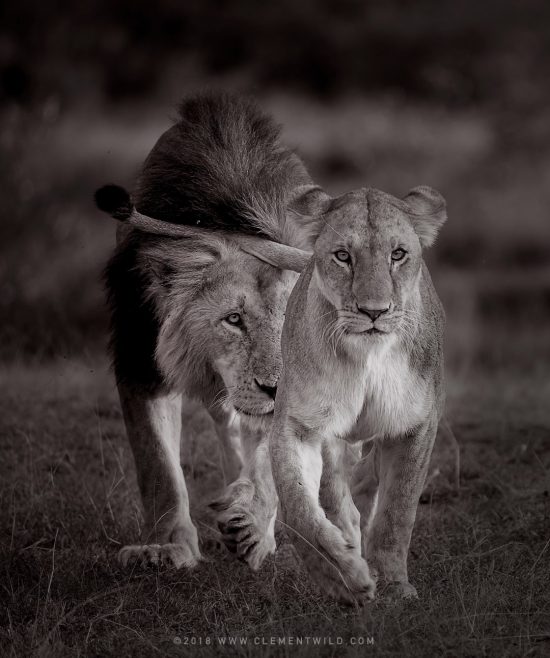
[[365, 416, 437, 598], [117, 382, 201, 570], [271, 422, 375, 604], [208, 404, 244, 486], [210, 424, 277, 570]]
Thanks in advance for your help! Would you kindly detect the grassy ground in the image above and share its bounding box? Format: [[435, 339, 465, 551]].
[[0, 330, 549, 656]]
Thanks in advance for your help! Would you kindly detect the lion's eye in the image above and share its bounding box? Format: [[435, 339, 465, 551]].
[[225, 313, 242, 326], [391, 248, 407, 262], [334, 250, 351, 263]]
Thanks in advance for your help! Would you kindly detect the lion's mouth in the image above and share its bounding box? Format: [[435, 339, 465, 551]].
[[234, 407, 274, 418]]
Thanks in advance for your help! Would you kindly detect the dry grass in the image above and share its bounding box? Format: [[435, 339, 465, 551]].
[[0, 344, 549, 656]]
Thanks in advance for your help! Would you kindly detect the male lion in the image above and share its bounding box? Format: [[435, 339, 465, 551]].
[[95, 93, 313, 570], [233, 185, 447, 603]]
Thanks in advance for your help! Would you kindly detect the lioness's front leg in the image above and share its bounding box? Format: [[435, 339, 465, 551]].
[[271, 420, 375, 604], [117, 383, 201, 569], [365, 416, 437, 598], [211, 425, 277, 570], [320, 440, 362, 555]]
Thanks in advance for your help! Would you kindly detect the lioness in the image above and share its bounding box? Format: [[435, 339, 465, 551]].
[[236, 185, 446, 603], [96, 93, 312, 570]]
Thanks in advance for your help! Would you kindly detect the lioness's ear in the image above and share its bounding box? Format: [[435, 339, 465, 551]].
[[288, 185, 331, 216], [403, 186, 447, 248], [288, 185, 331, 239]]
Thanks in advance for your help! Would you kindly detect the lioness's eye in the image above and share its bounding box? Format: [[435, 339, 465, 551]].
[[391, 248, 407, 261], [334, 250, 351, 263], [225, 313, 242, 326]]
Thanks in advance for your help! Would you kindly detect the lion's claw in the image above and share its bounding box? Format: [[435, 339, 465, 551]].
[[210, 478, 277, 571], [118, 542, 201, 570], [217, 509, 276, 570]]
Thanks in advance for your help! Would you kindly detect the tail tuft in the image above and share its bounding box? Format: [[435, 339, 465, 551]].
[[94, 185, 133, 220]]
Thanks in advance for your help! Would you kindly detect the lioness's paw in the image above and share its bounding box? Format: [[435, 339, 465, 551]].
[[377, 580, 418, 600], [311, 551, 375, 605], [297, 525, 376, 604], [118, 542, 201, 570]]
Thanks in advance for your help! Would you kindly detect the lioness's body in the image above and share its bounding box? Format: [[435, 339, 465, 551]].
[[103, 93, 313, 569], [279, 258, 443, 440], [265, 186, 446, 602]]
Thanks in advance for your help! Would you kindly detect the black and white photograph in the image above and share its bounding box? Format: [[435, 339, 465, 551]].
[[1, 1, 549, 655]]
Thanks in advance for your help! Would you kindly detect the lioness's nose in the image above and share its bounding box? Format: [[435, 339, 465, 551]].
[[254, 379, 278, 400], [356, 302, 391, 321]]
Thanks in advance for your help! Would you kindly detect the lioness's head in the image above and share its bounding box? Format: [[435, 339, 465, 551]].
[[294, 185, 446, 340], [142, 234, 298, 417]]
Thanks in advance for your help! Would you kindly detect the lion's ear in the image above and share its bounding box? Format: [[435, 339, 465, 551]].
[[287, 185, 332, 238], [403, 186, 447, 248]]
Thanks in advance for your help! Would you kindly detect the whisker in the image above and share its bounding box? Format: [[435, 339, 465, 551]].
[[317, 308, 341, 321], [321, 217, 346, 241]]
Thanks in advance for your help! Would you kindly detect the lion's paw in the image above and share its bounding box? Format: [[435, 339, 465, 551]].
[[210, 479, 276, 570], [216, 509, 276, 570], [118, 542, 201, 570]]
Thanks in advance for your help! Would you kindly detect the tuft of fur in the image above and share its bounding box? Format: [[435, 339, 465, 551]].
[[135, 92, 312, 247], [94, 184, 133, 220]]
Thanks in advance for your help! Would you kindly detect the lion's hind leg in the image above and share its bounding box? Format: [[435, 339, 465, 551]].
[[117, 383, 201, 570]]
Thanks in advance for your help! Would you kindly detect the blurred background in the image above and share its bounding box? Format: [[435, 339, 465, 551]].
[[1, 0, 549, 376]]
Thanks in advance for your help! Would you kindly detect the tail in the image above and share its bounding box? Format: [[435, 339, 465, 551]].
[[94, 183, 311, 273], [134, 91, 312, 245], [94, 184, 132, 221]]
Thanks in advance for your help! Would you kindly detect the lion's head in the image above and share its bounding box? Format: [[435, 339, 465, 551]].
[[292, 185, 446, 343], [140, 233, 299, 417], [97, 92, 316, 419]]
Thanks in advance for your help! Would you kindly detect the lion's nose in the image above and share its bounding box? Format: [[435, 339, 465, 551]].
[[356, 302, 391, 321], [254, 379, 278, 400]]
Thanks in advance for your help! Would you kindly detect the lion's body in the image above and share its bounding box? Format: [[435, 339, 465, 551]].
[[104, 93, 313, 568]]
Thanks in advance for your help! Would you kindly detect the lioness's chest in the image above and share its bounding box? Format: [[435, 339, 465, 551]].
[[358, 347, 430, 438], [321, 344, 430, 440]]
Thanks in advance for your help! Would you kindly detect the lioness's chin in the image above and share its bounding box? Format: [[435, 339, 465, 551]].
[[346, 327, 393, 338]]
